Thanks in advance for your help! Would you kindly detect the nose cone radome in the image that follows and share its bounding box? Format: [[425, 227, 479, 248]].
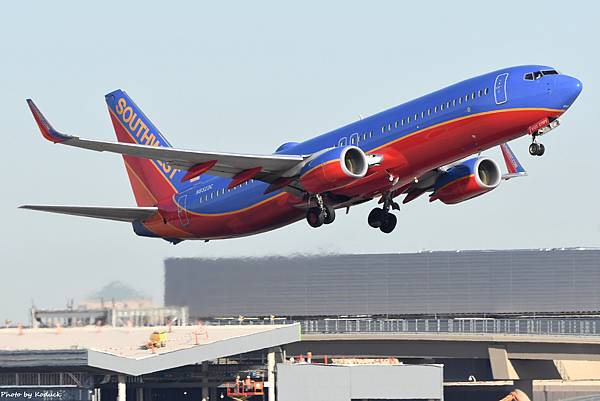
[[556, 75, 583, 108]]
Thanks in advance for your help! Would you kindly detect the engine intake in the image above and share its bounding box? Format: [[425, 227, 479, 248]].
[[300, 146, 368, 193], [430, 157, 501, 204]]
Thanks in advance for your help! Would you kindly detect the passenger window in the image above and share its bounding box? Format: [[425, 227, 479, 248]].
[[362, 133, 367, 141], [478, 90, 482, 97], [434, 106, 438, 113], [471, 92, 476, 99], [381, 126, 385, 134], [458, 97, 462, 104], [445, 101, 450, 108], [401, 118, 405, 126], [394, 121, 399, 128], [388, 123, 392, 131], [414, 113, 418, 121], [427, 108, 431, 115], [407, 116, 411, 123], [421, 111, 425, 118], [484, 88, 489, 95], [452, 99, 456, 107], [440, 103, 444, 111]]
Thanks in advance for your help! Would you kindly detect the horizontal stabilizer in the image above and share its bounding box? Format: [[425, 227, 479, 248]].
[[19, 205, 158, 222]]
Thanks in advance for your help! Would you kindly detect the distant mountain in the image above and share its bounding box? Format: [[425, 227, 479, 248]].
[[88, 281, 149, 301]]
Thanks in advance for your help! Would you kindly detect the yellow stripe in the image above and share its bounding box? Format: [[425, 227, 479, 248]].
[[302, 159, 338, 178], [368, 107, 563, 154], [109, 108, 179, 193], [179, 191, 289, 217], [436, 173, 475, 193]]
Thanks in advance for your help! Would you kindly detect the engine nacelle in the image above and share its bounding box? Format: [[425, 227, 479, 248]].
[[300, 146, 369, 193], [430, 157, 501, 204]]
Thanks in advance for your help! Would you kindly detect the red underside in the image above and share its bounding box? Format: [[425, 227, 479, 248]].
[[430, 175, 492, 204], [143, 108, 562, 240]]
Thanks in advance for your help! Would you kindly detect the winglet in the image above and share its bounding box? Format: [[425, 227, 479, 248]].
[[500, 143, 527, 180], [26, 99, 72, 143]]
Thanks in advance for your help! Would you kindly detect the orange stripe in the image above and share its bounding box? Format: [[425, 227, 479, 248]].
[[368, 107, 563, 154], [302, 159, 338, 178], [123, 159, 191, 237], [436, 174, 474, 193], [178, 191, 289, 217]]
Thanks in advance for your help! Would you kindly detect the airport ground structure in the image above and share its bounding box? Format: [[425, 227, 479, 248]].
[[3, 248, 600, 401]]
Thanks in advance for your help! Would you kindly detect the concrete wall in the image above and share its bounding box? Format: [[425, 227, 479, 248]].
[[276, 363, 443, 401], [165, 249, 600, 317]]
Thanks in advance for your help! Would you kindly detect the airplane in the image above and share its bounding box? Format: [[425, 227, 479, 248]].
[[21, 65, 582, 243]]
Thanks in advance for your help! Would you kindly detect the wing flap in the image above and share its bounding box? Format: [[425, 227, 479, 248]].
[[19, 205, 158, 222]]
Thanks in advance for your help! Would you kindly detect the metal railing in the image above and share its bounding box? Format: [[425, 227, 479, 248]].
[[298, 318, 600, 337], [207, 317, 600, 337]]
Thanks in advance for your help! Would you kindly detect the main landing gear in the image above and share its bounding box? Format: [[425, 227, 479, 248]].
[[306, 194, 335, 228], [368, 193, 399, 234]]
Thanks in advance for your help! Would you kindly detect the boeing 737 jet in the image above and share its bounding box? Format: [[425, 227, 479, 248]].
[[22, 65, 582, 243]]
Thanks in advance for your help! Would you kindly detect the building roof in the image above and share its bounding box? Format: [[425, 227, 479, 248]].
[[0, 324, 300, 375]]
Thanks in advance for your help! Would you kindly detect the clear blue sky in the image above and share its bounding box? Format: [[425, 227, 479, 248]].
[[2, 1, 598, 323]]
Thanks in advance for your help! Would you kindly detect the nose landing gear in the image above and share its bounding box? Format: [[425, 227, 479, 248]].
[[368, 193, 399, 234], [529, 141, 545, 156]]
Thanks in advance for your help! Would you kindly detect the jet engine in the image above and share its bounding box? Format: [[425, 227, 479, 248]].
[[300, 146, 369, 193], [430, 157, 501, 204]]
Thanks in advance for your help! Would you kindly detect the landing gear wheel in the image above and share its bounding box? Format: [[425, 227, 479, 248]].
[[368, 208, 385, 228], [306, 207, 324, 228], [536, 143, 545, 156], [323, 204, 336, 224], [379, 213, 397, 234], [529, 142, 545, 156], [529, 143, 540, 156]]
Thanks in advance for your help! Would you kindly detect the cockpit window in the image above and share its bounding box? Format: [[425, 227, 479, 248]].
[[524, 69, 559, 80]]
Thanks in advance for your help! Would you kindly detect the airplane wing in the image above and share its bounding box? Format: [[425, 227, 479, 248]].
[[27, 99, 307, 183], [19, 205, 158, 222]]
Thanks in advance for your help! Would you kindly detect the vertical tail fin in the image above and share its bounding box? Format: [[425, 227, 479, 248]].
[[105, 90, 187, 206], [500, 143, 527, 180]]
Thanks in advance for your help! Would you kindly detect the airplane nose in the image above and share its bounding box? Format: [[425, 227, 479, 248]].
[[556, 75, 583, 107]]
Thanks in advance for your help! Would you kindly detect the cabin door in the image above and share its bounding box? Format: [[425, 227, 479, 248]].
[[176, 194, 190, 226], [494, 73, 509, 105]]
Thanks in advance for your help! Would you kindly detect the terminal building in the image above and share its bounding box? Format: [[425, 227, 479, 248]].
[[2, 248, 600, 401], [165, 248, 600, 319]]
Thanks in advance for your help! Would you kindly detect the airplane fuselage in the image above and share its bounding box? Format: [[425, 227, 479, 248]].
[[134, 65, 581, 240]]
